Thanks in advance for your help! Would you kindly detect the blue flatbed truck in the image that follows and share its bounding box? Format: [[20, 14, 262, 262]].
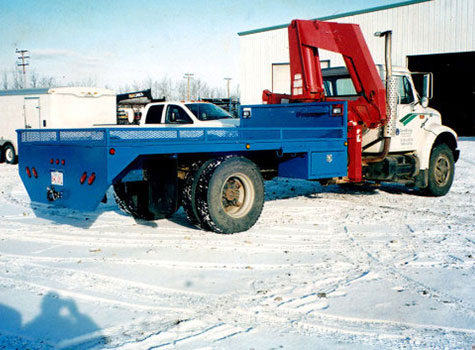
[[17, 102, 348, 233]]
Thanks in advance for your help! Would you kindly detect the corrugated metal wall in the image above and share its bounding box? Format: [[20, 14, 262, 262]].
[[239, 0, 475, 104]]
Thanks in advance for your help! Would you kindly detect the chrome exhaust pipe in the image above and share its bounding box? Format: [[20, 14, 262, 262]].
[[365, 30, 396, 164], [375, 30, 397, 138]]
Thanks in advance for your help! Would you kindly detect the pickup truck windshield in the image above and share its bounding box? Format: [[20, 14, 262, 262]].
[[186, 103, 234, 121]]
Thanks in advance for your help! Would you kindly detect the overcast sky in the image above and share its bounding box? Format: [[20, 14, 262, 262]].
[[0, 0, 402, 91]]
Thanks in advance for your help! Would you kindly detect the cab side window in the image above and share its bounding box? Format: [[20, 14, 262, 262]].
[[165, 105, 193, 124], [145, 105, 164, 124], [396, 76, 415, 104]]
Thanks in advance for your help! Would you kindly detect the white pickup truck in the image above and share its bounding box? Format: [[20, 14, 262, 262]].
[[135, 101, 239, 127]]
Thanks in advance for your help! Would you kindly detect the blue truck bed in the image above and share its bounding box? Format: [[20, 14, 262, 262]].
[[17, 102, 348, 211]]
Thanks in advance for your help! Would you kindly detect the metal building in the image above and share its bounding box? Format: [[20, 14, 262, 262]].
[[238, 0, 475, 135]]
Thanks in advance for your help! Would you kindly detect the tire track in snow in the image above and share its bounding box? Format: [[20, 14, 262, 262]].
[[343, 225, 475, 318], [0, 252, 322, 272]]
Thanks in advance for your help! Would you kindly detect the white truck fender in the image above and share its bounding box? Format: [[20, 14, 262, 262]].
[[419, 124, 458, 169]]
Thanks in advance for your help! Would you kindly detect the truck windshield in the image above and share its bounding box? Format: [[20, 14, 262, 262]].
[[185, 103, 234, 121]]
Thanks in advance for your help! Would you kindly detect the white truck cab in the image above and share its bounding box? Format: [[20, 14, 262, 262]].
[[323, 65, 459, 195], [138, 101, 239, 128]]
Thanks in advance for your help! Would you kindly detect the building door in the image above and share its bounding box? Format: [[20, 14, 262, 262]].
[[408, 51, 475, 136], [24, 97, 41, 129], [272, 63, 291, 94]]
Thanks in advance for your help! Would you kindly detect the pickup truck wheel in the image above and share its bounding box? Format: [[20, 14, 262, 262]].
[[182, 159, 214, 228], [195, 157, 264, 234], [425, 144, 455, 196], [4, 144, 17, 164]]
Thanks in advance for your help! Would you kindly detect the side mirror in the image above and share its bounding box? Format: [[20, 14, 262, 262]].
[[422, 72, 433, 102], [412, 72, 433, 107]]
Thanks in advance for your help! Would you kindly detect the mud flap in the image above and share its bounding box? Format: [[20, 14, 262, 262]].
[[114, 157, 179, 220], [145, 157, 179, 219]]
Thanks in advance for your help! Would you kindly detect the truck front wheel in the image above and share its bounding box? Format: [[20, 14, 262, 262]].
[[195, 157, 265, 234], [425, 144, 455, 196]]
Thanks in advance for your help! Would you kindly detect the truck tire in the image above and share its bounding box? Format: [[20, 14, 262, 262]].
[[181, 159, 214, 228], [3, 144, 17, 164], [113, 157, 179, 220], [195, 157, 265, 234], [113, 181, 153, 220], [424, 143, 455, 196]]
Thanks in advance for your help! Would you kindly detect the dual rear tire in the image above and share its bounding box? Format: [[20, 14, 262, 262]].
[[182, 157, 265, 234]]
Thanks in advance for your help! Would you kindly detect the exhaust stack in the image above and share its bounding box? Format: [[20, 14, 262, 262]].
[[375, 30, 397, 137]]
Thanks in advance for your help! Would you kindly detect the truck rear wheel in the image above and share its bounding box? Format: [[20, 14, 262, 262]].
[[195, 157, 264, 234], [3, 144, 17, 164], [425, 143, 455, 196], [181, 159, 214, 228], [113, 157, 179, 220], [113, 181, 155, 220]]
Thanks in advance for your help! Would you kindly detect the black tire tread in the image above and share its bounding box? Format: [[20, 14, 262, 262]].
[[181, 159, 214, 228], [195, 156, 264, 234], [113, 182, 152, 220], [424, 143, 455, 197]]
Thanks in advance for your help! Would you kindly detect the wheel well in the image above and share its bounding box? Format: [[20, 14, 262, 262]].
[[433, 132, 459, 162]]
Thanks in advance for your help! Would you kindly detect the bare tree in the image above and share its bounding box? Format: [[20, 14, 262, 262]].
[[67, 76, 97, 87], [11, 67, 24, 89], [38, 76, 56, 88], [190, 78, 210, 100], [153, 77, 173, 100], [175, 80, 187, 100], [1, 70, 8, 90], [116, 76, 237, 101], [30, 70, 40, 88]]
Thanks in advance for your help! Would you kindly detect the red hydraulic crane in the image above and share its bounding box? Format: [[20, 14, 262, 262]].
[[263, 19, 390, 181]]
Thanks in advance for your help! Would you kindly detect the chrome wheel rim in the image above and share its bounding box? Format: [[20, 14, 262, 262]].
[[221, 173, 255, 218], [434, 154, 450, 186], [5, 148, 14, 163]]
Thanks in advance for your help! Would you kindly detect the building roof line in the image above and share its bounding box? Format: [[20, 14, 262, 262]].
[[237, 0, 432, 36]]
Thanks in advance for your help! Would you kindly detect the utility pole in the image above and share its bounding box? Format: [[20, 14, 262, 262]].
[[224, 77, 232, 98], [184, 73, 194, 100], [16, 48, 30, 89]]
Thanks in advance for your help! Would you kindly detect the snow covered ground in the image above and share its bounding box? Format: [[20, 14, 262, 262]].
[[0, 139, 474, 350]]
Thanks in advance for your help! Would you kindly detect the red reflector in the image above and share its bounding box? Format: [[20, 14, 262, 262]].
[[87, 172, 96, 185], [32, 167, 38, 178], [109, 148, 116, 155], [56, 159, 60, 165], [80, 172, 87, 184], [61, 159, 65, 165], [26, 167, 31, 178], [50, 158, 54, 164]]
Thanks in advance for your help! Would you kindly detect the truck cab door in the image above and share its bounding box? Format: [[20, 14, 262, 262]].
[[164, 105, 193, 125], [24, 97, 41, 129], [390, 75, 425, 152]]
